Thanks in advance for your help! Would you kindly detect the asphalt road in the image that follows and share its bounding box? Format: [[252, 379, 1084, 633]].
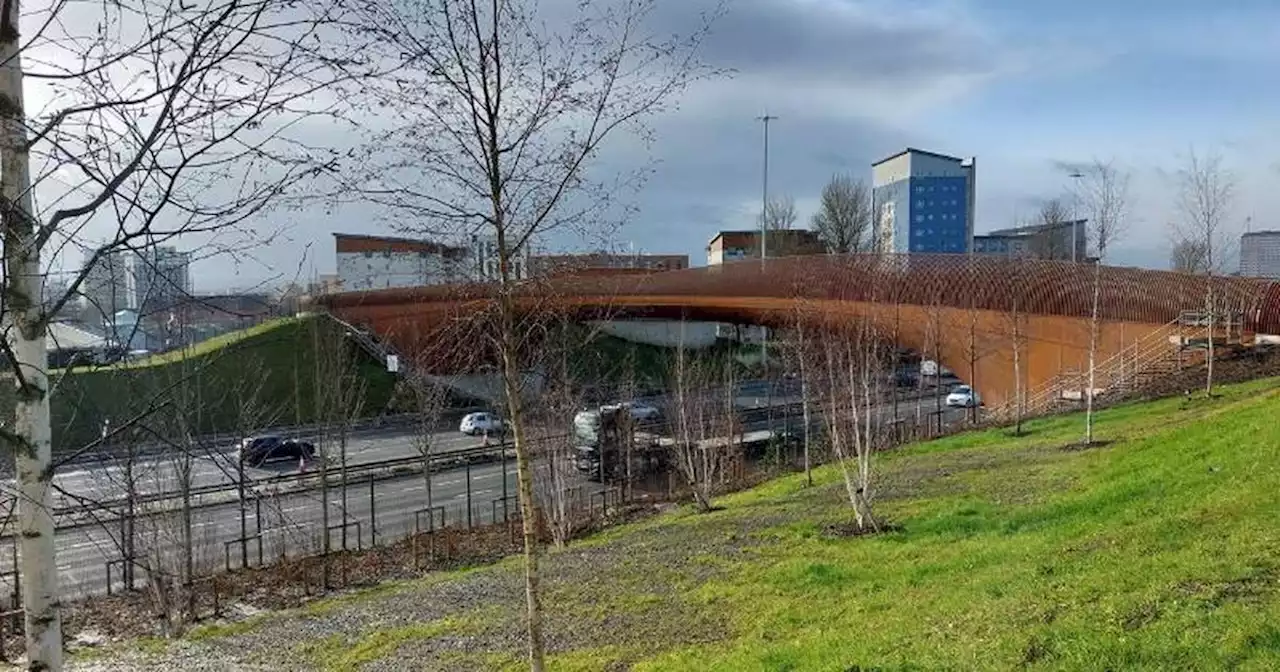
[[0, 383, 972, 602]]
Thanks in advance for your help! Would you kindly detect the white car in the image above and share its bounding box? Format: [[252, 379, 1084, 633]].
[[459, 412, 504, 436], [945, 385, 980, 408]]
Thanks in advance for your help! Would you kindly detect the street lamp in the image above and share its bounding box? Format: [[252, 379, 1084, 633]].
[[756, 113, 778, 413], [757, 114, 777, 264], [1069, 170, 1084, 263]]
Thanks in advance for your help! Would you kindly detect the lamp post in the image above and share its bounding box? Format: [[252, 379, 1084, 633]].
[[757, 113, 778, 263], [756, 113, 778, 413], [1069, 170, 1084, 262]]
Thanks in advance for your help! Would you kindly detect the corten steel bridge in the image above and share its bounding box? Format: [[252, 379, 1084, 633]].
[[320, 254, 1280, 413]]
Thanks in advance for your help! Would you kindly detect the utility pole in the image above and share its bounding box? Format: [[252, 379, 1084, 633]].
[[756, 113, 777, 422], [1, 0, 65, 666], [757, 114, 778, 263], [1069, 170, 1084, 263]]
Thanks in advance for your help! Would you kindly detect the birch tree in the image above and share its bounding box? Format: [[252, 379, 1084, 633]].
[[1076, 159, 1130, 446], [810, 173, 871, 253], [818, 326, 880, 533], [1173, 149, 1235, 396], [0, 0, 364, 664], [348, 2, 718, 668]]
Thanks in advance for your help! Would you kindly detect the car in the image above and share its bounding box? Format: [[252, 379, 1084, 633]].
[[460, 412, 505, 436], [945, 385, 981, 408], [619, 400, 661, 422], [237, 435, 316, 468]]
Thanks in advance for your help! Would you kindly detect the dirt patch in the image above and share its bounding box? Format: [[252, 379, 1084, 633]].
[[1059, 439, 1116, 452], [821, 520, 903, 539]]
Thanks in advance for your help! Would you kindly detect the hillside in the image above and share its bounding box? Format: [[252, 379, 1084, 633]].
[[12, 317, 401, 454], [81, 376, 1280, 670]]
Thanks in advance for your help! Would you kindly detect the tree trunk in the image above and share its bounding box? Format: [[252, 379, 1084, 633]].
[[797, 324, 811, 487], [500, 326, 545, 672], [1085, 262, 1102, 445], [1, 0, 65, 663], [1205, 284, 1215, 397]]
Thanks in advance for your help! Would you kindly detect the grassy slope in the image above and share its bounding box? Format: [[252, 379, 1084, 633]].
[[43, 317, 399, 451], [138, 375, 1280, 671]]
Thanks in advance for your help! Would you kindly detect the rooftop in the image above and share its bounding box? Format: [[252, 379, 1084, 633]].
[[871, 147, 966, 167], [333, 232, 468, 256]]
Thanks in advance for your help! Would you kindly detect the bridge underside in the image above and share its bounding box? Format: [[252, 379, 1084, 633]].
[[320, 255, 1280, 411]]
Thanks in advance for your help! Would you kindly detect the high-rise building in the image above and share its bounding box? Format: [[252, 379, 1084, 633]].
[[82, 245, 194, 319], [81, 247, 140, 317], [871, 148, 975, 254], [135, 246, 193, 314], [1240, 231, 1280, 278]]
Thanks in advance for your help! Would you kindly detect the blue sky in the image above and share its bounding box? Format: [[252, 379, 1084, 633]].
[[186, 0, 1280, 288]]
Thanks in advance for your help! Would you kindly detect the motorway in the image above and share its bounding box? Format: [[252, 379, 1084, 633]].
[[0, 381, 971, 601]]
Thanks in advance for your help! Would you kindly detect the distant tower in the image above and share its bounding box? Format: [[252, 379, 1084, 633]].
[[871, 148, 976, 254]]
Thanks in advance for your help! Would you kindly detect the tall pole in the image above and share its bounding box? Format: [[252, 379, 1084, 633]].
[[1069, 170, 1084, 263], [757, 114, 777, 407], [758, 114, 777, 263], [1, 0, 65, 666]]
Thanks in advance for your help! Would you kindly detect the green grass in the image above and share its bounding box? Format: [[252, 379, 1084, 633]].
[[625, 379, 1280, 670], [110, 372, 1280, 670], [15, 315, 401, 452]]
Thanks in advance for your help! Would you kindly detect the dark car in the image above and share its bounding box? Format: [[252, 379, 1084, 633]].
[[236, 435, 316, 468]]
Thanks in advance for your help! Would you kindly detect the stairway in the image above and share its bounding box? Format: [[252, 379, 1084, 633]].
[[994, 309, 1249, 421]]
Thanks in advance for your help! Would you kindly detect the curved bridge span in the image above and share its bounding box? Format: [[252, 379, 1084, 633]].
[[321, 255, 1280, 411]]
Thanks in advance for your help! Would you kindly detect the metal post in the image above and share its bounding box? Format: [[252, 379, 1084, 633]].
[[465, 461, 473, 529], [255, 497, 263, 566], [238, 460, 248, 570], [368, 477, 377, 546], [501, 445, 509, 523], [118, 508, 131, 591]]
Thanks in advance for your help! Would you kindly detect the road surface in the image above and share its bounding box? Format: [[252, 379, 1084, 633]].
[[0, 383, 971, 601]]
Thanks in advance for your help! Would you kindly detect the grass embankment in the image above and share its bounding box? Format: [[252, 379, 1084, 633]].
[[32, 316, 399, 452], [119, 376, 1280, 671], [564, 323, 757, 392]]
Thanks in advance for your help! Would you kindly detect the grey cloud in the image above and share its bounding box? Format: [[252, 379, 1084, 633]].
[[659, 0, 1002, 88], [194, 0, 1008, 288]]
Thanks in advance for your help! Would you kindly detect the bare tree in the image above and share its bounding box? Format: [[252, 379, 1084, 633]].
[[811, 174, 871, 253], [1027, 198, 1074, 260], [1076, 159, 1130, 445], [762, 194, 797, 231], [668, 334, 733, 513], [348, 2, 717, 668], [311, 317, 368, 587], [0, 0, 366, 662], [1004, 256, 1030, 435], [408, 376, 450, 512], [1170, 238, 1210, 274], [1173, 149, 1235, 396], [816, 326, 879, 532]]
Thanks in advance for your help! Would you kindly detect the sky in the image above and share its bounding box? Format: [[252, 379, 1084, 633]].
[[49, 0, 1280, 292]]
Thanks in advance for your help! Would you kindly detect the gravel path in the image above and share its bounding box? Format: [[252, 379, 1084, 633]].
[[62, 495, 800, 671]]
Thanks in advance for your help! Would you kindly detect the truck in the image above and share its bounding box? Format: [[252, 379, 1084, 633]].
[[572, 405, 798, 482]]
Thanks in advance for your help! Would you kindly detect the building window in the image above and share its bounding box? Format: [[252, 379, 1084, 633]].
[[915, 215, 924, 223]]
